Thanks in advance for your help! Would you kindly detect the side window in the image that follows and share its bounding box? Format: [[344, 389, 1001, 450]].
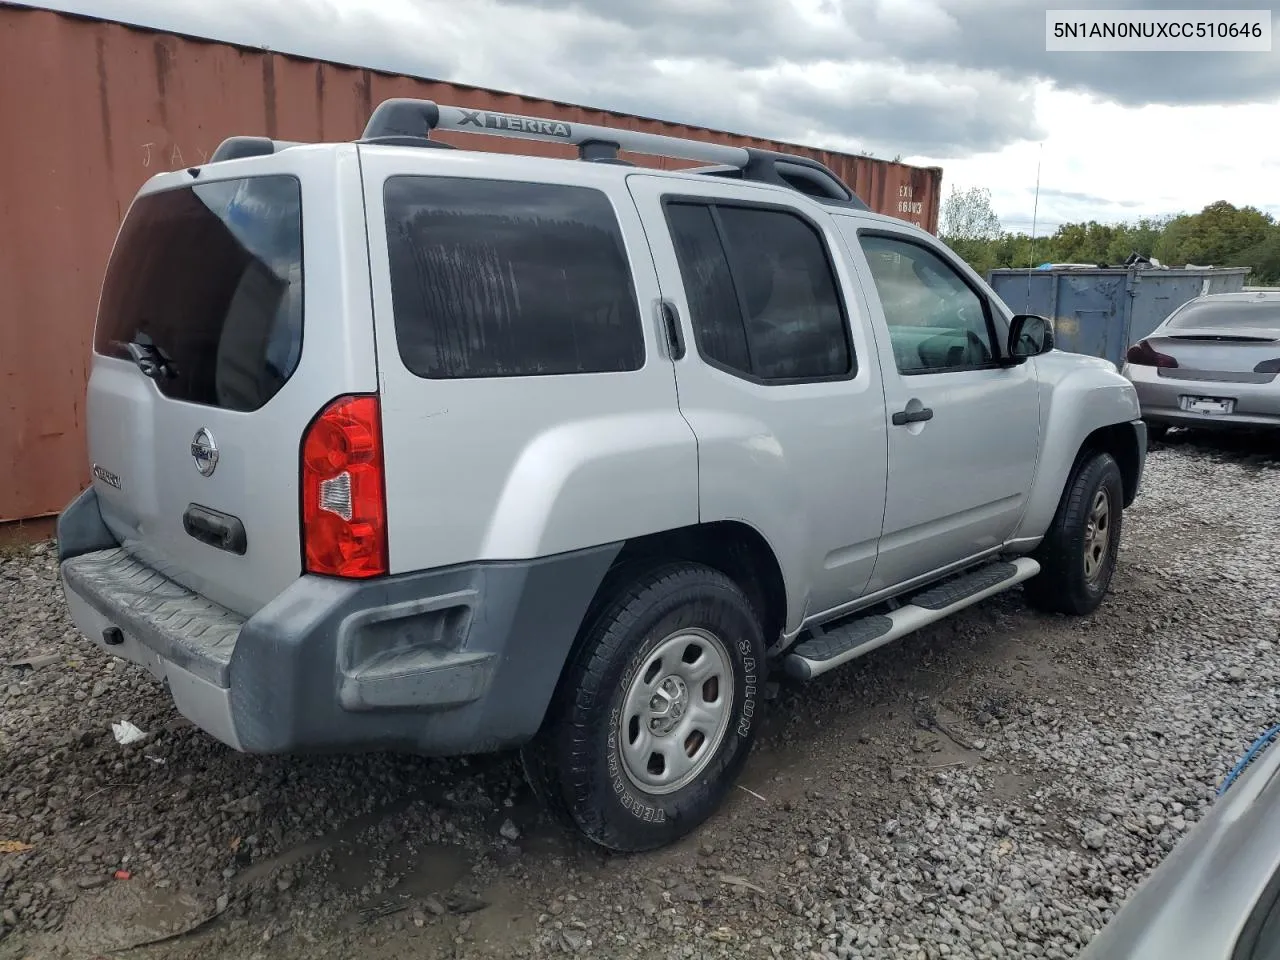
[[858, 234, 998, 375], [665, 204, 752, 374], [384, 177, 645, 378], [666, 201, 854, 382]]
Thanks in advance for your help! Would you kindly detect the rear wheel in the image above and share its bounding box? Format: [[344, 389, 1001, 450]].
[[1024, 451, 1124, 616], [521, 562, 766, 852]]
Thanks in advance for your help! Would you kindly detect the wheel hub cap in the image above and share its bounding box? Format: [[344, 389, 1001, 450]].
[[617, 628, 734, 796], [1083, 489, 1112, 582], [649, 676, 689, 734]]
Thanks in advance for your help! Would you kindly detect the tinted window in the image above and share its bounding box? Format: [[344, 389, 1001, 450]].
[[666, 202, 853, 381], [384, 177, 644, 378], [1168, 299, 1280, 331], [665, 204, 752, 374], [94, 176, 304, 412], [859, 234, 996, 375]]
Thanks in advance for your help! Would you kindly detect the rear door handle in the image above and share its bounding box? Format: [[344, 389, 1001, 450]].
[[892, 407, 934, 426], [183, 503, 247, 555], [658, 299, 686, 361]]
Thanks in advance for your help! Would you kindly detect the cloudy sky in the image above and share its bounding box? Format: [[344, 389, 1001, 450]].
[[23, 0, 1280, 233]]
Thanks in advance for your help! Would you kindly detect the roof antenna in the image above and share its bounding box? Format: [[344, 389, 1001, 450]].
[[1025, 141, 1043, 310]]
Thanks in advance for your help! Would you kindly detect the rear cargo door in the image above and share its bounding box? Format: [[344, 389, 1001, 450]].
[[357, 147, 698, 574], [87, 147, 377, 616]]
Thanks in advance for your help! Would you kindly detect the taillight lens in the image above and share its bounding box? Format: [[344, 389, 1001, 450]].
[[1254, 357, 1280, 374], [1125, 340, 1178, 368], [301, 394, 388, 578]]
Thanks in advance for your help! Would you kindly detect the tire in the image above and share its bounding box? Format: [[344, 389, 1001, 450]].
[[521, 562, 766, 852], [1145, 421, 1169, 443], [1024, 451, 1124, 616]]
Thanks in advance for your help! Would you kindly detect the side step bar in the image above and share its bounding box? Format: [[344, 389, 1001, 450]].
[[784, 557, 1041, 681]]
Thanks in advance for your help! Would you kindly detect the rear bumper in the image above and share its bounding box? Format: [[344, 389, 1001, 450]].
[[1124, 363, 1280, 429], [57, 487, 618, 755]]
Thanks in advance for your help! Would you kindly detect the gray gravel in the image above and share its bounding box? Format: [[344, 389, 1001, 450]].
[[2, 434, 1278, 960]]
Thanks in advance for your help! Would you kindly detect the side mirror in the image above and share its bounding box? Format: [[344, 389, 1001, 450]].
[[1007, 314, 1054, 360]]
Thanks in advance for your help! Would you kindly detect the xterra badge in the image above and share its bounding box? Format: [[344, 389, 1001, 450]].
[[457, 109, 572, 139], [92, 464, 122, 490], [190, 428, 219, 477]]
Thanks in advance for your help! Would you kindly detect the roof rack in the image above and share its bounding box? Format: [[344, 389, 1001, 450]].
[[361, 98, 868, 209], [208, 136, 304, 163]]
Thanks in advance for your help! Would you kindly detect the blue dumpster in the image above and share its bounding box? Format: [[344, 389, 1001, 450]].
[[988, 266, 1251, 368]]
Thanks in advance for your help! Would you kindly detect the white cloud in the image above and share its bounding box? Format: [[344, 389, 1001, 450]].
[[915, 86, 1280, 232], [871, 0, 958, 42], [14, 0, 1280, 227]]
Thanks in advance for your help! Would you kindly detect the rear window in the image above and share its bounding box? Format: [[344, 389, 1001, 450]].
[[1168, 299, 1280, 331], [94, 175, 304, 412], [383, 177, 645, 379], [665, 200, 853, 382]]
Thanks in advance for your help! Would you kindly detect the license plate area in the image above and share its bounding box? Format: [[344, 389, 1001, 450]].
[[1179, 395, 1235, 416]]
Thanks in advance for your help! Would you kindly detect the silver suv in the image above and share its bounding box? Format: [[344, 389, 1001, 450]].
[[57, 98, 1146, 852]]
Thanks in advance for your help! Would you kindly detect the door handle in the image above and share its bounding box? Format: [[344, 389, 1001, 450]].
[[183, 503, 247, 555], [892, 407, 934, 426], [658, 300, 685, 361]]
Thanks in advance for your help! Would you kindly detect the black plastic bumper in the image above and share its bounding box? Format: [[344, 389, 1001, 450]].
[[58, 487, 619, 756]]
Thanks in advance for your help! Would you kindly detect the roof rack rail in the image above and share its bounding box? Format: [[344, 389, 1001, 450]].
[[362, 98, 866, 208]]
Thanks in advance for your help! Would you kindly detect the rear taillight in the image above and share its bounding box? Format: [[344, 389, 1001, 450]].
[[301, 394, 388, 578], [1125, 340, 1178, 368], [1255, 358, 1280, 374]]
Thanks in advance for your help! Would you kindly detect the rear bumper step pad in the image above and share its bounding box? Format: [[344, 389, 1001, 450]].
[[61, 548, 243, 686]]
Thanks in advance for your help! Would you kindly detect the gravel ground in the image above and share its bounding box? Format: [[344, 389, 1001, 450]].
[[2, 433, 1278, 960]]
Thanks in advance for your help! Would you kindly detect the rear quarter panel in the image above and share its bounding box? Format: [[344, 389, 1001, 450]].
[[358, 149, 699, 572]]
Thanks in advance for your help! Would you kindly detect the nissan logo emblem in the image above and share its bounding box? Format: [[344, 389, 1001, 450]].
[[190, 428, 219, 477]]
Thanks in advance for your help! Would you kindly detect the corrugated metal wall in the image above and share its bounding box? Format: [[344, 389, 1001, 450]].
[[988, 267, 1252, 368], [0, 4, 943, 523]]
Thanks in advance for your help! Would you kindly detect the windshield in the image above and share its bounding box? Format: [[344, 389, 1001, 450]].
[[94, 175, 304, 411], [1167, 299, 1280, 332]]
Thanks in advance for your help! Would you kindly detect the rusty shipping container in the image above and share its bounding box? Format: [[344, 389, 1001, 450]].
[[0, 2, 944, 524]]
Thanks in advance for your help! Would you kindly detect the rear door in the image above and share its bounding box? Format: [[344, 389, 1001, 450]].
[[87, 146, 377, 616], [626, 174, 888, 626], [357, 148, 697, 574]]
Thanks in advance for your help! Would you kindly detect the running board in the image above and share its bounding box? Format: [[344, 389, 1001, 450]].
[[784, 557, 1041, 681]]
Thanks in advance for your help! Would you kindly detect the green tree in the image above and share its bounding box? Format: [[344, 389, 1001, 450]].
[[937, 197, 1278, 284], [1048, 221, 1116, 264], [1105, 216, 1170, 263], [1154, 201, 1273, 266], [1238, 229, 1280, 283], [940, 186, 1004, 277], [940, 186, 1003, 243]]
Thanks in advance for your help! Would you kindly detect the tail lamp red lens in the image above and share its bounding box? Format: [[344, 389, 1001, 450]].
[[301, 394, 388, 578], [1125, 340, 1178, 368]]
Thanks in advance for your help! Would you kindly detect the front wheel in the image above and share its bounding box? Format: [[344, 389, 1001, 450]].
[[1024, 451, 1124, 616], [521, 562, 766, 852]]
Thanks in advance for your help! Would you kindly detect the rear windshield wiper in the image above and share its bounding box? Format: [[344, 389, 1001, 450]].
[[117, 334, 179, 381]]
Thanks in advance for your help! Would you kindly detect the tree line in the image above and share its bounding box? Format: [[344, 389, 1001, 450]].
[[939, 186, 1280, 284]]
